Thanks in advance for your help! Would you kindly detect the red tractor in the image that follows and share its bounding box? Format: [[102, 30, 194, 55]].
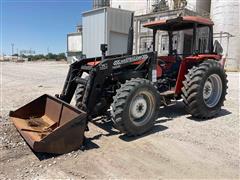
[[10, 16, 228, 154], [143, 16, 227, 119]]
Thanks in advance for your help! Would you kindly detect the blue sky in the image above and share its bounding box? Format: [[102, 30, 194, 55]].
[[1, 0, 92, 55]]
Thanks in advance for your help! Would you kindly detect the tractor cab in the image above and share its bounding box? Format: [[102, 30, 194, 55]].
[[144, 16, 215, 57], [144, 16, 221, 80]]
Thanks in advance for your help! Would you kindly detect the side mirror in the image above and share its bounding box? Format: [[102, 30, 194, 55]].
[[214, 40, 223, 54]]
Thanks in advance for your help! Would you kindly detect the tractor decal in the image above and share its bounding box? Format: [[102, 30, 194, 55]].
[[113, 54, 148, 66]]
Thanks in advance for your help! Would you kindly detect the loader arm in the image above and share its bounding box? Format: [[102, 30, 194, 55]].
[[58, 54, 124, 103], [58, 57, 101, 103], [84, 52, 157, 117]]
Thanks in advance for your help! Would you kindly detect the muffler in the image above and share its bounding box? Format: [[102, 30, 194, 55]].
[[9, 94, 87, 154]]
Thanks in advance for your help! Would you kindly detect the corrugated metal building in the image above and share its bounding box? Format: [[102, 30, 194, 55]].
[[82, 7, 133, 58], [67, 25, 83, 63], [67, 33, 82, 54], [111, 0, 154, 15], [110, 0, 239, 71], [133, 8, 202, 56], [111, 0, 210, 16]]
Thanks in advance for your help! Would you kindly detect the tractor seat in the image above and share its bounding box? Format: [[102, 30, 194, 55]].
[[157, 56, 176, 70], [157, 55, 182, 78]]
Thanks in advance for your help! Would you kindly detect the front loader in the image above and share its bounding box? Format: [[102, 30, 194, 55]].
[[10, 16, 228, 154]]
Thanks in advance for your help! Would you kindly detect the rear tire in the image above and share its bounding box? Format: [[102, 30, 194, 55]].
[[111, 78, 160, 136], [181, 60, 228, 119]]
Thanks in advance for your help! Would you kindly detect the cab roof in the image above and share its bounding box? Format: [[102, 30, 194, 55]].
[[143, 16, 214, 31]]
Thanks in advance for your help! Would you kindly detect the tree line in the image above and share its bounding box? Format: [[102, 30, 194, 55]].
[[12, 53, 66, 61]]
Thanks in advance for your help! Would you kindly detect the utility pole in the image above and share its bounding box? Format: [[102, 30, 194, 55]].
[[11, 43, 14, 57], [11, 43, 14, 61], [16, 48, 19, 60]]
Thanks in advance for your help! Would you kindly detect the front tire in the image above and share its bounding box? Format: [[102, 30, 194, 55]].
[[181, 60, 228, 118], [75, 74, 89, 109], [75, 84, 85, 109], [111, 78, 160, 136]]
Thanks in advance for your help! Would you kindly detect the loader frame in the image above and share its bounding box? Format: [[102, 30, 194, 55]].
[[59, 52, 157, 118]]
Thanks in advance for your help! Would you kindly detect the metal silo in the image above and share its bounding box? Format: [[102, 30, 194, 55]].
[[211, 0, 240, 71], [196, 0, 211, 13], [93, 0, 110, 9], [183, 0, 211, 17]]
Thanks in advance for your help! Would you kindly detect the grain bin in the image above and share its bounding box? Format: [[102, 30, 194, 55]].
[[211, 0, 240, 71], [82, 7, 133, 58], [93, 0, 110, 9]]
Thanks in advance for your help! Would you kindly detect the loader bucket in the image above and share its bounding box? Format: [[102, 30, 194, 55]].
[[9, 94, 87, 154]]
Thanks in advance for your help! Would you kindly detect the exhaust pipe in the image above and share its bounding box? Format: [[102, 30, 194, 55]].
[[127, 13, 134, 55]]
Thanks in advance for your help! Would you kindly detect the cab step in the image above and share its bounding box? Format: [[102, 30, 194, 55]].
[[160, 90, 176, 106]]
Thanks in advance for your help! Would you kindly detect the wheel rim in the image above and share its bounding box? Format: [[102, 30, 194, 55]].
[[203, 74, 223, 108], [129, 91, 155, 126]]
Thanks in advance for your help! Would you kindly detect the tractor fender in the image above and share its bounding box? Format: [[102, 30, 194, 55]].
[[175, 57, 222, 95]]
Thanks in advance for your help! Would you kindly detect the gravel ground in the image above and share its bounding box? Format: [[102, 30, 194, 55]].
[[0, 61, 239, 179]]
